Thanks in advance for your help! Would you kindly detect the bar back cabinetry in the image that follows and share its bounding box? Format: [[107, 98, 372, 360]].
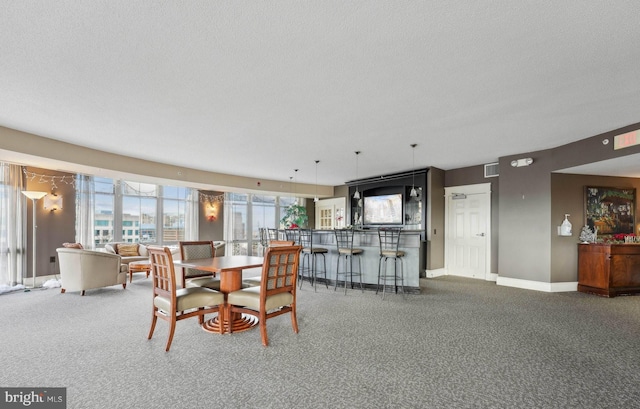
[[578, 243, 640, 297]]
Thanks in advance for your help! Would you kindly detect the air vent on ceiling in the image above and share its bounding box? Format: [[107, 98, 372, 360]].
[[484, 162, 499, 178]]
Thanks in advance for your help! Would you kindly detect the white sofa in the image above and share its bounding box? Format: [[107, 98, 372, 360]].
[[103, 242, 150, 265], [56, 248, 128, 295]]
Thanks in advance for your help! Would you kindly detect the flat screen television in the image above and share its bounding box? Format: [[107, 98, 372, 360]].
[[363, 193, 403, 225]]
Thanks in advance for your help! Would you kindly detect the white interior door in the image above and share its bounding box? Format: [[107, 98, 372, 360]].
[[445, 184, 491, 280]]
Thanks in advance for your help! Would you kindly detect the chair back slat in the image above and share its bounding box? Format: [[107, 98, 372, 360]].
[[378, 227, 403, 253], [334, 228, 355, 251], [298, 228, 313, 249], [267, 228, 281, 242], [284, 229, 300, 245], [148, 246, 176, 299], [260, 245, 301, 299]]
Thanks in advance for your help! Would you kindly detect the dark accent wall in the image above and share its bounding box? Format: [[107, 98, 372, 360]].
[[445, 165, 499, 274], [24, 167, 76, 279], [550, 173, 640, 282], [198, 190, 224, 242]]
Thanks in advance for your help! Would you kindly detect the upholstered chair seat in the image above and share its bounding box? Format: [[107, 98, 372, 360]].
[[154, 287, 224, 314], [185, 276, 221, 290], [227, 286, 294, 311]]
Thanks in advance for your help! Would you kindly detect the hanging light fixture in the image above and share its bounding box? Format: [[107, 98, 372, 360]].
[[293, 169, 299, 203], [314, 160, 320, 203], [353, 151, 361, 199], [410, 144, 418, 198]]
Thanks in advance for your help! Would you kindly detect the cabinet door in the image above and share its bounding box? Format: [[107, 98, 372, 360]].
[[315, 198, 346, 230], [316, 206, 334, 230]]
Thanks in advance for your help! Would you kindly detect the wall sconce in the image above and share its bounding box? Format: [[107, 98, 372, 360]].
[[510, 158, 534, 167], [43, 193, 63, 211], [206, 202, 219, 222]]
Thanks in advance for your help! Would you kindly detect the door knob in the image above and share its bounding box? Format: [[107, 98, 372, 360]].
[[476, 233, 486, 237]]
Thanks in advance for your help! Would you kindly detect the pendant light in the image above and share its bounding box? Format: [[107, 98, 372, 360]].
[[294, 169, 299, 204], [314, 160, 319, 203], [410, 144, 418, 198], [353, 151, 361, 199]]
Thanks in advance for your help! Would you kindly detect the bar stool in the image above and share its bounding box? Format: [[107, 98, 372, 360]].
[[377, 227, 405, 299], [298, 228, 328, 291], [284, 228, 300, 245], [334, 228, 363, 294], [258, 227, 269, 256], [267, 228, 281, 244]]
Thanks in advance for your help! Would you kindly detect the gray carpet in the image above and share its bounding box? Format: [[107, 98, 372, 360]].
[[1, 275, 640, 409]]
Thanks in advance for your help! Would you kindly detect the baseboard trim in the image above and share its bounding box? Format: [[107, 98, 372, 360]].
[[497, 276, 578, 293], [425, 268, 446, 278]]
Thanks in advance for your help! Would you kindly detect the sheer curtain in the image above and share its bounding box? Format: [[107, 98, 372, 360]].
[[0, 163, 27, 286], [75, 174, 95, 249], [184, 189, 199, 241]]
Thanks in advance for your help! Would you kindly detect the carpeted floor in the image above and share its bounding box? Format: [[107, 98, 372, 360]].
[[2, 275, 640, 409]]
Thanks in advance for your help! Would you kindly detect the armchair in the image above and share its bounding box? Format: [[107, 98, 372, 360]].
[[56, 248, 128, 295]]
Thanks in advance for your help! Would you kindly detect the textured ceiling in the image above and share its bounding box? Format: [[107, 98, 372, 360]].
[[1, 1, 640, 186]]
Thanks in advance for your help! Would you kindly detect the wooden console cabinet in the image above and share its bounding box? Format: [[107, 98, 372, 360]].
[[578, 243, 640, 297]]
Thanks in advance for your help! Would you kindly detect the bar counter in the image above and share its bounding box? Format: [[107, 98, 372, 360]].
[[307, 229, 423, 293]]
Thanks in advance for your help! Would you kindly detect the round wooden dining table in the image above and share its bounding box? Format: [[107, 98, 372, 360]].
[[174, 255, 264, 333]]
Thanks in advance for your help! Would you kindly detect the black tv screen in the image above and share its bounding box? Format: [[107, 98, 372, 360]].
[[363, 193, 403, 225]]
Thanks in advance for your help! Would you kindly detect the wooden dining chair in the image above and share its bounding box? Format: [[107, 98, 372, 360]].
[[228, 245, 302, 346], [242, 240, 295, 288], [179, 240, 220, 290], [147, 246, 225, 351]]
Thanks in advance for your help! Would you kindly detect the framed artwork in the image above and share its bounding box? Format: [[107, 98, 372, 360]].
[[585, 186, 635, 234]]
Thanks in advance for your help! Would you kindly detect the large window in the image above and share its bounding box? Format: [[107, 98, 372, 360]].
[[225, 193, 300, 256], [161, 186, 191, 242], [87, 177, 195, 247], [94, 177, 115, 245], [122, 181, 157, 243]]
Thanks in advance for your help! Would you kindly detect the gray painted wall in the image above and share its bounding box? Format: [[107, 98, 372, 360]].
[[550, 173, 640, 282], [497, 122, 640, 284]]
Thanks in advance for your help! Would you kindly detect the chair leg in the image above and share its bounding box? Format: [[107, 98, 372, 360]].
[[122, 283, 126, 289], [334, 257, 340, 292], [358, 255, 363, 293], [345, 255, 350, 295], [321, 253, 328, 289], [260, 310, 269, 347], [376, 257, 380, 295], [165, 318, 177, 352], [147, 312, 157, 340], [399, 258, 405, 298], [81, 290, 85, 296], [291, 304, 299, 334], [382, 257, 388, 300]]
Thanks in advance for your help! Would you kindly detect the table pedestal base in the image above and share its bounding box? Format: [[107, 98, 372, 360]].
[[202, 313, 258, 334]]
